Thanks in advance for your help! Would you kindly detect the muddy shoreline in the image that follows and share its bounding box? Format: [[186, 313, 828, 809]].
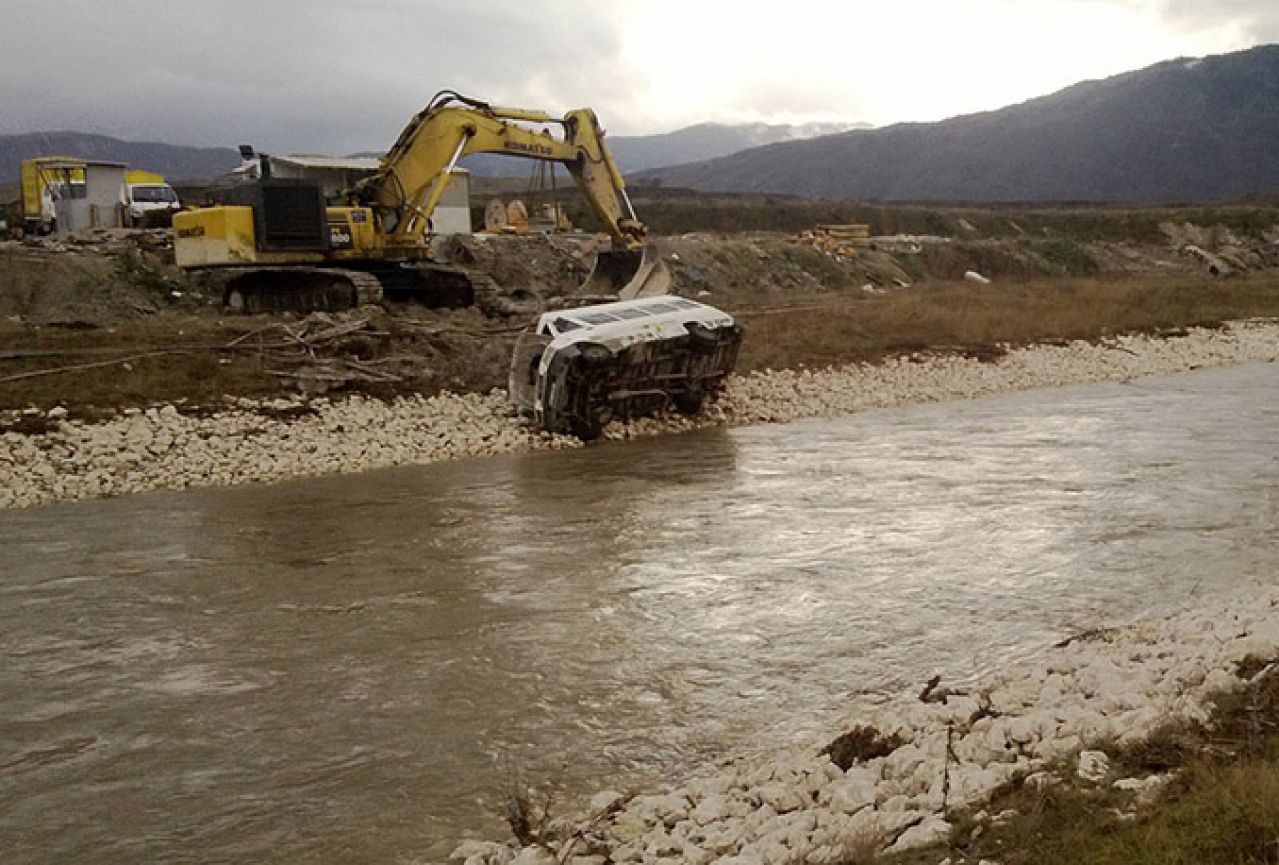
[[2, 320, 1277, 511]]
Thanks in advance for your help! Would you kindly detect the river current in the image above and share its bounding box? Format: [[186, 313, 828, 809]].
[[1, 362, 1276, 863]]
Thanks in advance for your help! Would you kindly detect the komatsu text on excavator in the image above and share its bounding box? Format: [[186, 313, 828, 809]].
[[173, 91, 670, 312]]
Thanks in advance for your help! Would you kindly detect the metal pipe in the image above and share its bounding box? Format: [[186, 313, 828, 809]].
[[619, 186, 638, 222], [442, 134, 468, 177], [406, 133, 470, 235]]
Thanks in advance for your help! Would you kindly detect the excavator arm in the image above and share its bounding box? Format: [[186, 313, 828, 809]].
[[351, 92, 645, 249]]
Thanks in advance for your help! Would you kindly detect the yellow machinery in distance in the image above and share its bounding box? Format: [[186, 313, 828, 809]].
[[173, 91, 670, 313]]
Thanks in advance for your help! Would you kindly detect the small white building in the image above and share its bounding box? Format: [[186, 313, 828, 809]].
[[430, 168, 472, 236], [264, 155, 381, 201], [43, 159, 128, 233]]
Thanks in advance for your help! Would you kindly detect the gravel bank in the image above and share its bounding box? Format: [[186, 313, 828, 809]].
[[453, 589, 1279, 865], [2, 321, 1277, 511]]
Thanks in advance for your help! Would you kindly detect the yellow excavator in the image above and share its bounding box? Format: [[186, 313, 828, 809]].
[[173, 91, 670, 313]]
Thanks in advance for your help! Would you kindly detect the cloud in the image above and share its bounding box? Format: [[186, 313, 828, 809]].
[[0, 0, 1272, 151], [1155, 0, 1279, 41], [0, 0, 635, 152]]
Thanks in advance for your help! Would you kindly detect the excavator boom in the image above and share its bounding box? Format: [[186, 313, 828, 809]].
[[356, 93, 643, 247]]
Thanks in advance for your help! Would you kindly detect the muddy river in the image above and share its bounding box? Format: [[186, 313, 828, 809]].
[[2, 363, 1276, 863]]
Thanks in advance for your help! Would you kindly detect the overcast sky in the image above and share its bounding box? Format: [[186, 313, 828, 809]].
[[1, 1, 1275, 153]]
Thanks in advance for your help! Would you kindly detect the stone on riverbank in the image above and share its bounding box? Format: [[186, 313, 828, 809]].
[[2, 321, 1277, 511], [461, 588, 1279, 864]]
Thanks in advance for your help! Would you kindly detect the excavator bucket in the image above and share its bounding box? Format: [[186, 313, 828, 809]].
[[580, 242, 672, 300]]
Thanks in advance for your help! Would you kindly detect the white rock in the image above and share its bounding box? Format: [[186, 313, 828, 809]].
[[1018, 772, 1059, 788], [589, 790, 624, 812], [511, 848, 555, 865], [884, 743, 926, 779], [609, 813, 648, 844], [743, 803, 779, 831], [643, 832, 681, 858], [738, 836, 791, 865], [1113, 772, 1175, 802], [885, 817, 951, 853], [716, 853, 765, 865], [1031, 734, 1082, 762], [1005, 715, 1039, 745], [691, 793, 733, 825], [826, 772, 878, 814], [450, 839, 509, 861], [755, 780, 808, 814], [845, 808, 927, 846], [880, 794, 915, 812], [630, 792, 688, 827], [1077, 750, 1111, 783], [806, 846, 842, 865], [1202, 668, 1240, 694]]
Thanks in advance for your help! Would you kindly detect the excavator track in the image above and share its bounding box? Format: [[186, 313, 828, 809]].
[[224, 267, 385, 314], [219, 249, 664, 316], [220, 263, 524, 316]]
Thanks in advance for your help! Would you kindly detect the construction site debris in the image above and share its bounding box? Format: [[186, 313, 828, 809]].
[[870, 234, 953, 254], [796, 223, 871, 259], [1181, 244, 1239, 277]]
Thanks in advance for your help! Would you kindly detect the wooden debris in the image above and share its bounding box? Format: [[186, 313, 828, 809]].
[[796, 223, 871, 259]]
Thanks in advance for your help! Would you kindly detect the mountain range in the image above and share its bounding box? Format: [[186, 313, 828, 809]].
[[0, 121, 863, 185], [455, 121, 867, 176], [0, 132, 241, 185], [641, 45, 1279, 203], [5, 44, 1278, 203]]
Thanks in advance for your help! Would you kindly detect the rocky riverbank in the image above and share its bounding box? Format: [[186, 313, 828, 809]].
[[451, 587, 1279, 865], [2, 320, 1277, 511]]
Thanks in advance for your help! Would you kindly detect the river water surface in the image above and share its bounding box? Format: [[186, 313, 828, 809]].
[[2, 363, 1277, 863]]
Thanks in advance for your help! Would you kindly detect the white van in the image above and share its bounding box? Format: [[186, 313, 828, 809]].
[[125, 182, 181, 224], [123, 171, 181, 225], [509, 295, 742, 439]]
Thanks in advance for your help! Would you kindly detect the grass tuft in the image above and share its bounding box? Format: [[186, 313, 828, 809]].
[[821, 725, 905, 771], [879, 663, 1279, 865]]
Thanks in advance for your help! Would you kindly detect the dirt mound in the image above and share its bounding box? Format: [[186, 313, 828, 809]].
[[0, 241, 190, 328]]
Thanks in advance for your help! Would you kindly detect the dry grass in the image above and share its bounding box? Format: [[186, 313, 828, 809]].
[[0, 307, 522, 420], [924, 755, 1279, 865], [732, 273, 1279, 373], [0, 317, 285, 418], [610, 192, 1279, 244]]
